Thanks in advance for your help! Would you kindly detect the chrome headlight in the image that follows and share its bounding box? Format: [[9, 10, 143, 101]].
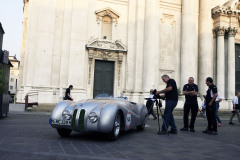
[[62, 110, 72, 120], [88, 112, 98, 123]]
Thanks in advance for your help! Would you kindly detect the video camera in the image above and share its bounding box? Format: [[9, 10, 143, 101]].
[[152, 89, 165, 100]]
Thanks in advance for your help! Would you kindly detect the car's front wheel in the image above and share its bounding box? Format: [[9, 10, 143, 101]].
[[57, 128, 72, 137], [108, 111, 121, 141]]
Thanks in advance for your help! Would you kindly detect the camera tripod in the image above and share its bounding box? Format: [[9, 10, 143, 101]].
[[145, 98, 169, 135]]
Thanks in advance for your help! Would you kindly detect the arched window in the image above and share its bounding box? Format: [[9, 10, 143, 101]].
[[102, 16, 112, 40]]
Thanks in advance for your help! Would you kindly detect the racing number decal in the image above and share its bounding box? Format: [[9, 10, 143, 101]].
[[126, 112, 131, 128]]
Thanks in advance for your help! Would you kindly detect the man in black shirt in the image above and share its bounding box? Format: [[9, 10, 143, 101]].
[[155, 75, 178, 134], [180, 77, 198, 132], [64, 85, 74, 101], [203, 77, 218, 135]]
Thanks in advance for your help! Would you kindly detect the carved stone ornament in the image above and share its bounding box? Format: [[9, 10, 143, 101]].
[[215, 27, 226, 36], [228, 27, 238, 37], [95, 8, 120, 24], [86, 39, 127, 52]]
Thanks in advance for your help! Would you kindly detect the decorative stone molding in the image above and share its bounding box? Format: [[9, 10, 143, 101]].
[[86, 39, 127, 52], [161, 14, 175, 25], [212, 1, 240, 29], [214, 27, 226, 36], [86, 39, 127, 86], [95, 8, 120, 25], [228, 27, 238, 37]]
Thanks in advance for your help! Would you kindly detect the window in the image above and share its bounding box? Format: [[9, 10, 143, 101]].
[[10, 86, 13, 90], [102, 16, 112, 40], [11, 78, 14, 82]]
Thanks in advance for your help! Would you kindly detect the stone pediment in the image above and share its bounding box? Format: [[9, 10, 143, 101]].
[[95, 8, 120, 19], [223, 0, 239, 10], [86, 39, 127, 52]]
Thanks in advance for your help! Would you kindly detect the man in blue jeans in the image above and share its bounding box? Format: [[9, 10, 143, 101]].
[[155, 75, 178, 134]]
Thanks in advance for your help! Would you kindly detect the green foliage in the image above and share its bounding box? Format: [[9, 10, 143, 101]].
[[0, 69, 7, 94], [177, 88, 181, 96]]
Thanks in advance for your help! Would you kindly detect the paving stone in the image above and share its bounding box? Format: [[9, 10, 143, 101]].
[[0, 113, 240, 160]]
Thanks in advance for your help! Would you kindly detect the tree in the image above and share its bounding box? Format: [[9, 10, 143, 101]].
[[0, 69, 7, 94]]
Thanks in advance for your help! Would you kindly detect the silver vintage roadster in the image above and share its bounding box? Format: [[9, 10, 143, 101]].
[[49, 96, 148, 140]]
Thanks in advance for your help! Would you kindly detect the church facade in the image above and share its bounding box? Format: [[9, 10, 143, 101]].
[[18, 0, 240, 110]]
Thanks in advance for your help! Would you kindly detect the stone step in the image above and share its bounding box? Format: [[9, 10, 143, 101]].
[[153, 108, 233, 117]]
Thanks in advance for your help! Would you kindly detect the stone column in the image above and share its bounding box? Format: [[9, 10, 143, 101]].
[[180, 0, 198, 88], [198, 0, 213, 95], [143, 0, 159, 91], [126, 0, 136, 91], [134, 0, 145, 92], [216, 27, 225, 98], [227, 27, 237, 99]]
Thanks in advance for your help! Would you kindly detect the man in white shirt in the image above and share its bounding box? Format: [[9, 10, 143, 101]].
[[215, 92, 222, 127], [229, 92, 240, 125]]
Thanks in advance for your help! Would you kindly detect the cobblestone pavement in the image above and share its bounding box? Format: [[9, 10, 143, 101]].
[[0, 112, 240, 160]]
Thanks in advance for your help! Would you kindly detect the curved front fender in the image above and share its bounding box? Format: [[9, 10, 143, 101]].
[[98, 104, 118, 133], [51, 101, 73, 120]]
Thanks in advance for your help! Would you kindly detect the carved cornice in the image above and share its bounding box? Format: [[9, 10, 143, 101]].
[[86, 39, 127, 52], [228, 27, 238, 37], [212, 0, 240, 15]]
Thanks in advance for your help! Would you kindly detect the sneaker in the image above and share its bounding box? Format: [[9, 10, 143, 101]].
[[218, 123, 222, 127], [180, 128, 188, 131], [229, 122, 235, 125], [158, 131, 168, 135], [202, 129, 211, 134], [190, 128, 195, 132], [168, 130, 177, 134]]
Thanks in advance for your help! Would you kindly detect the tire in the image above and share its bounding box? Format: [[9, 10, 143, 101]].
[[108, 111, 121, 141], [57, 128, 72, 137], [137, 123, 145, 131]]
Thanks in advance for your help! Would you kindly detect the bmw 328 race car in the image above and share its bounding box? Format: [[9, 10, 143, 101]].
[[49, 97, 148, 140]]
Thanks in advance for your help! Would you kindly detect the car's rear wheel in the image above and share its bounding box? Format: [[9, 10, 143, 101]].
[[108, 111, 121, 141], [137, 123, 145, 131], [57, 128, 72, 137]]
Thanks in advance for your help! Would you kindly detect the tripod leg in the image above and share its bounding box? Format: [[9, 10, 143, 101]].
[[159, 107, 169, 136], [156, 101, 161, 134]]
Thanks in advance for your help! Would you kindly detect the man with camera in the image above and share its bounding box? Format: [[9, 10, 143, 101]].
[[180, 77, 198, 132], [154, 75, 178, 134]]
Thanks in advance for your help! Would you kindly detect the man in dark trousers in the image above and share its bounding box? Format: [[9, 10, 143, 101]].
[[155, 75, 178, 134], [203, 77, 218, 135], [64, 85, 74, 101], [180, 77, 198, 132], [146, 89, 158, 120]]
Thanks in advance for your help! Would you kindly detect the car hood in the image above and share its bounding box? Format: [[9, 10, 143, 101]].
[[75, 100, 108, 112]]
